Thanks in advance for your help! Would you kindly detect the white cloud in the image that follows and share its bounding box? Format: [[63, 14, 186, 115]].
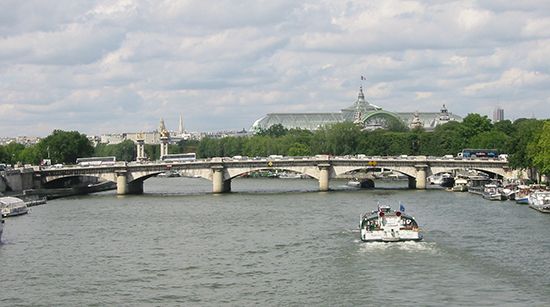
[[463, 68, 549, 95], [0, 0, 549, 136]]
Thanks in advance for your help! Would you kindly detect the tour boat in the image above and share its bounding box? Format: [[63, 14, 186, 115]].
[[278, 172, 303, 179], [514, 186, 531, 205], [347, 178, 374, 189], [482, 184, 506, 201], [528, 191, 550, 213], [0, 196, 29, 217], [467, 176, 492, 195], [359, 204, 422, 242], [451, 177, 468, 192]]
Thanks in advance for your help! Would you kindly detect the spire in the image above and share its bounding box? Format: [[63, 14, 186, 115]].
[[439, 104, 450, 121], [358, 86, 365, 101], [353, 86, 365, 123], [178, 115, 184, 134]]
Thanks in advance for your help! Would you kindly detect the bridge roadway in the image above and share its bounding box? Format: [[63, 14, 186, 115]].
[[38, 155, 511, 195]]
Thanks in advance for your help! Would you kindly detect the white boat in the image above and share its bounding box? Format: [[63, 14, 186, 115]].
[[467, 176, 492, 195], [451, 177, 468, 192], [278, 172, 303, 179], [482, 184, 506, 201], [0, 196, 29, 217], [347, 178, 374, 189], [359, 205, 422, 242], [514, 185, 531, 205], [428, 173, 452, 185], [528, 191, 550, 213]]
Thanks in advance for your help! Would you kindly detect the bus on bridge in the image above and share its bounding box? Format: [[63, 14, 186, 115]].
[[76, 156, 116, 167]]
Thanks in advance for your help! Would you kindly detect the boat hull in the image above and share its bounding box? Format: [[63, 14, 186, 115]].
[[528, 192, 550, 213], [482, 194, 506, 201], [360, 229, 423, 242], [1, 207, 29, 217], [515, 197, 529, 205]]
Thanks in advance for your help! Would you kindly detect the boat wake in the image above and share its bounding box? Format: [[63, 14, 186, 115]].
[[357, 240, 438, 254]]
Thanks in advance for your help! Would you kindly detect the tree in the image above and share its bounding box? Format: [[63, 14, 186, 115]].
[[528, 121, 550, 175], [257, 124, 288, 138], [468, 130, 510, 151], [421, 121, 464, 156], [508, 119, 544, 169], [3, 142, 25, 165], [35, 130, 94, 164], [493, 120, 515, 135], [324, 122, 362, 155], [287, 143, 311, 156], [460, 113, 493, 140]]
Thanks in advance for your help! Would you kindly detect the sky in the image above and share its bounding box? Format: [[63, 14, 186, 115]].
[[1, 0, 549, 137]]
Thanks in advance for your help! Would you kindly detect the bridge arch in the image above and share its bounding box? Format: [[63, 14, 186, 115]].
[[226, 166, 319, 180]]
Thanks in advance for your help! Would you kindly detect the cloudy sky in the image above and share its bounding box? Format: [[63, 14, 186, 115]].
[[1, 0, 549, 137]]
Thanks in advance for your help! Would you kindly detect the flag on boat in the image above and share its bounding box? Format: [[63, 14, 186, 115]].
[[399, 203, 405, 212]]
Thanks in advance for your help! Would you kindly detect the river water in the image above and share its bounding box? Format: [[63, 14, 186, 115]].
[[1, 177, 549, 306]]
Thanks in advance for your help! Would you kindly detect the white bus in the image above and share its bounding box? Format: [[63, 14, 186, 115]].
[[76, 156, 116, 167], [161, 153, 196, 162]]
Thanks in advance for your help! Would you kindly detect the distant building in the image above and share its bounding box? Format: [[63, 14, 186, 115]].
[[251, 87, 462, 132], [99, 115, 205, 145], [493, 107, 504, 123], [0, 136, 41, 146]]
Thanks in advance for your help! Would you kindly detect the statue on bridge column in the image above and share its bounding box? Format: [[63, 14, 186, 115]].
[[136, 132, 146, 162], [159, 118, 170, 159]]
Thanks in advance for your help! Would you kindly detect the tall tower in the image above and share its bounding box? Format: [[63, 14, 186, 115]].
[[493, 107, 504, 123], [178, 115, 184, 135]]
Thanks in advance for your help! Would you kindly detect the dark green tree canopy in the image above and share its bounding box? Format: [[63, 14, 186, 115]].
[[35, 130, 94, 164]]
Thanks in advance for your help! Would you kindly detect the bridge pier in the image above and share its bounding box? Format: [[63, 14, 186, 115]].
[[212, 166, 231, 193], [116, 171, 128, 195], [415, 165, 428, 189], [318, 164, 331, 191], [116, 171, 144, 195]]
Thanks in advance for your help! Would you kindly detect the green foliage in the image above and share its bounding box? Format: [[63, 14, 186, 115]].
[[386, 116, 409, 132], [35, 130, 94, 164], [287, 143, 311, 156], [94, 140, 136, 162], [508, 119, 544, 169], [493, 120, 515, 135], [467, 130, 510, 151], [528, 121, 550, 175], [144, 144, 160, 161], [2, 143, 26, 164], [419, 121, 464, 156], [323, 122, 362, 155], [176, 139, 199, 154], [460, 113, 493, 139], [257, 124, 288, 137]]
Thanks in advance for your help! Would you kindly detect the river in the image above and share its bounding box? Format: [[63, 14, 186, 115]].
[[1, 177, 549, 306]]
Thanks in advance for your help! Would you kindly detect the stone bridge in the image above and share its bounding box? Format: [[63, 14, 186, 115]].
[[37, 155, 511, 195]]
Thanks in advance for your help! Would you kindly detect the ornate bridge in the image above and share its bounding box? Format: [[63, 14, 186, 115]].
[[37, 155, 511, 195]]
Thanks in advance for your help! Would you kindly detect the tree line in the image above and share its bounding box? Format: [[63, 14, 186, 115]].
[[0, 114, 549, 175]]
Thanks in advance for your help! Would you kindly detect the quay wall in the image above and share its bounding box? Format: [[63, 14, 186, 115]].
[[0, 168, 36, 193]]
